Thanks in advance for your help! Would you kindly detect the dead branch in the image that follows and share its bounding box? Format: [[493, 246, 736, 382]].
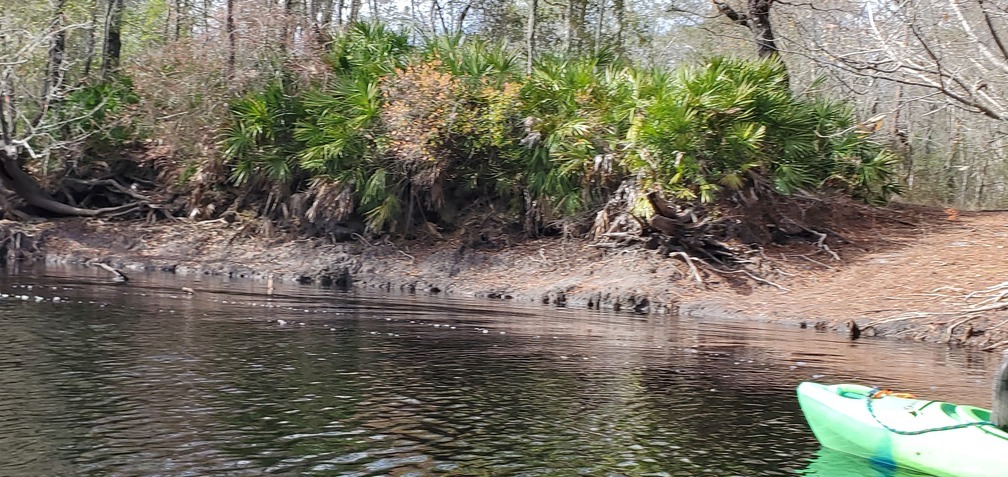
[[796, 223, 841, 260], [984, 339, 1008, 351], [93, 261, 128, 281]]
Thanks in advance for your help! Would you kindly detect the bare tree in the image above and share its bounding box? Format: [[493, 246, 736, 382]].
[[101, 0, 124, 79], [711, 0, 780, 59], [39, 0, 68, 125], [226, 0, 236, 75], [527, 0, 537, 73], [776, 0, 1008, 206], [349, 0, 361, 23], [0, 10, 148, 217]]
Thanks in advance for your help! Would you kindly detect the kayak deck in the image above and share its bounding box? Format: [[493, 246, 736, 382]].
[[797, 382, 1008, 477]]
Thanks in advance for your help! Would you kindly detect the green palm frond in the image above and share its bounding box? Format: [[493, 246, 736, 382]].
[[364, 194, 402, 233]]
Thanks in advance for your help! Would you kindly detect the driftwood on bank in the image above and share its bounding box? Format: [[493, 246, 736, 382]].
[[862, 281, 1008, 348], [93, 262, 128, 282]]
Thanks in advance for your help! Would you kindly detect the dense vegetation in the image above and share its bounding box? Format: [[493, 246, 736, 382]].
[[217, 24, 898, 240], [9, 0, 1008, 264]]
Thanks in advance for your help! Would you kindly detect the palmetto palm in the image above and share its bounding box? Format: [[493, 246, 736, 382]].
[[222, 78, 305, 187], [222, 28, 901, 238], [636, 57, 899, 203]]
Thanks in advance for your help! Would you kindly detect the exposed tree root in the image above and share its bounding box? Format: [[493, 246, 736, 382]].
[[864, 281, 1008, 346], [589, 181, 864, 290], [670, 251, 704, 285], [0, 145, 173, 221], [0, 222, 44, 265]]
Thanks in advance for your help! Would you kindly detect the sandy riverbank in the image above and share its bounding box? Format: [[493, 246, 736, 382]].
[[18, 205, 1008, 351]]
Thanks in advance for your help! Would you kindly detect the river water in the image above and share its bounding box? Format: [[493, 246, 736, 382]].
[[0, 266, 1001, 476]]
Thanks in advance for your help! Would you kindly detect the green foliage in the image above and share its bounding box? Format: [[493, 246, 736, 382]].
[[123, 0, 170, 50], [222, 27, 901, 235], [636, 57, 900, 203], [327, 22, 411, 79], [222, 78, 305, 186], [424, 35, 522, 83], [58, 74, 141, 153], [517, 54, 627, 214]]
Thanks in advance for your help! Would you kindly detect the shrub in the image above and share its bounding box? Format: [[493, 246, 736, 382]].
[[220, 26, 902, 237], [635, 57, 900, 204], [57, 74, 141, 156]]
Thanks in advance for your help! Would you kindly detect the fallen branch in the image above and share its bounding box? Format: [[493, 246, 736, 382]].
[[93, 262, 128, 282], [397, 249, 416, 264], [601, 232, 645, 242], [65, 177, 150, 201], [351, 233, 372, 247]]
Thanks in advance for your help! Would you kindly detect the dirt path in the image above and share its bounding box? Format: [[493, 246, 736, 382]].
[[22, 206, 1008, 351]]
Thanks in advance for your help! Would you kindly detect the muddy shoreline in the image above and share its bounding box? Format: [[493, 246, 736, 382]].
[[10, 211, 1008, 351]]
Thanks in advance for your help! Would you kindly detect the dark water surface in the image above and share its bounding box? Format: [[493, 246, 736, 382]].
[[0, 266, 1000, 476]]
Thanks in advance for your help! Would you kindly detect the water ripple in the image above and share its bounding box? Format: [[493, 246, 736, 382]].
[[0, 267, 1000, 475]]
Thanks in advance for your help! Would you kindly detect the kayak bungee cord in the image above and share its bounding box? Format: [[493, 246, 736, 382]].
[[866, 387, 999, 436]]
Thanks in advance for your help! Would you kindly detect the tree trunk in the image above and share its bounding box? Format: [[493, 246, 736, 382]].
[[203, 0, 212, 31], [38, 0, 68, 125], [455, 0, 473, 35], [174, 0, 183, 40], [349, 0, 361, 23], [1, 74, 14, 143], [321, 0, 334, 25], [282, 0, 294, 51], [526, 0, 537, 73], [310, 0, 320, 21], [712, 0, 780, 59], [593, 0, 604, 55], [747, 0, 778, 59], [564, 0, 575, 54], [335, 0, 344, 25], [226, 0, 236, 76], [83, 0, 100, 77], [613, 0, 624, 50], [0, 147, 96, 216], [101, 0, 124, 79], [575, 0, 587, 53]]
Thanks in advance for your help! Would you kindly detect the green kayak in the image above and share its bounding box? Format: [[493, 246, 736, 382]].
[[797, 382, 1008, 477]]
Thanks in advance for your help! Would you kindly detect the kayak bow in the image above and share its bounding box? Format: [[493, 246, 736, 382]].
[[797, 382, 1008, 477]]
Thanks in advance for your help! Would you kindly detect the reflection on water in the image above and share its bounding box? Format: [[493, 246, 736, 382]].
[[799, 448, 932, 477], [0, 265, 1000, 476]]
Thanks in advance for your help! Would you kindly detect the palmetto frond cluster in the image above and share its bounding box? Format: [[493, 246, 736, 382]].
[[222, 22, 900, 239]]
